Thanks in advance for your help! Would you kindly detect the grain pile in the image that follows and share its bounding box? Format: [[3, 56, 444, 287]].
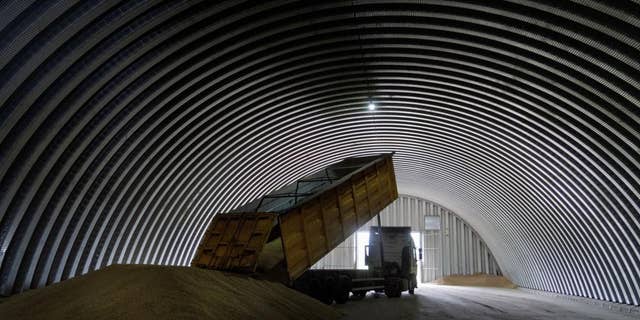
[[0, 264, 342, 320], [433, 273, 518, 288]]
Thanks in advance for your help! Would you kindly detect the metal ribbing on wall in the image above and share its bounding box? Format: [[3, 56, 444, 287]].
[[312, 233, 358, 270], [425, 199, 501, 282], [0, 0, 638, 305], [312, 196, 501, 282]]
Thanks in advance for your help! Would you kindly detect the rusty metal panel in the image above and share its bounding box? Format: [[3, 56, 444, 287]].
[[280, 155, 398, 280], [192, 154, 398, 280], [192, 212, 277, 272]]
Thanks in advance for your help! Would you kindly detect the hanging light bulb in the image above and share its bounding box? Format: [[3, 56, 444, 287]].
[[368, 102, 376, 111]]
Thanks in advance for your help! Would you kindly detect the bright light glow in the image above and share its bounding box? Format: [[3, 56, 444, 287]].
[[355, 230, 423, 285], [368, 102, 376, 110], [356, 231, 369, 270], [411, 231, 422, 286]]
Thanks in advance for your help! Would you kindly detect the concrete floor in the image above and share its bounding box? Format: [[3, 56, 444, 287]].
[[334, 285, 639, 320]]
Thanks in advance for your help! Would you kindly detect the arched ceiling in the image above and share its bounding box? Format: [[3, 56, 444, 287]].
[[0, 0, 638, 305]]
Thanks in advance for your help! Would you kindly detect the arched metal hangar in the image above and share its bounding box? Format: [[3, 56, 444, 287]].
[[0, 0, 638, 307]]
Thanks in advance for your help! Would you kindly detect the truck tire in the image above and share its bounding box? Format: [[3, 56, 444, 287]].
[[310, 277, 333, 305], [351, 291, 366, 300], [409, 275, 417, 294], [320, 294, 334, 305], [333, 275, 351, 304], [384, 286, 401, 298], [334, 289, 350, 304], [384, 278, 402, 298]]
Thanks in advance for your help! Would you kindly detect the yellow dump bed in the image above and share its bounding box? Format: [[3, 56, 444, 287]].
[[192, 154, 398, 282]]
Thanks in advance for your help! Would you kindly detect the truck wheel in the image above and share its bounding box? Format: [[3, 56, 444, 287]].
[[385, 287, 401, 298], [322, 276, 336, 305], [408, 276, 416, 294], [334, 289, 350, 304], [317, 285, 334, 305], [310, 277, 333, 305], [409, 274, 417, 294], [385, 278, 402, 298], [333, 275, 351, 304], [320, 294, 334, 305], [351, 291, 366, 300]]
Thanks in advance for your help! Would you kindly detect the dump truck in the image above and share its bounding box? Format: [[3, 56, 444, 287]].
[[295, 225, 419, 303], [192, 153, 417, 303]]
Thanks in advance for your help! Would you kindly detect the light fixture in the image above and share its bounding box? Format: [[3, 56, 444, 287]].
[[368, 102, 376, 110]]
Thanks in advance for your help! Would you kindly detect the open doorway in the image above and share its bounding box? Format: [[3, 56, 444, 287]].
[[411, 231, 422, 286], [354, 230, 423, 286]]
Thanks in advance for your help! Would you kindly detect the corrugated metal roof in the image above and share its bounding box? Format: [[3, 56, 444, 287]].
[[0, 0, 638, 305]]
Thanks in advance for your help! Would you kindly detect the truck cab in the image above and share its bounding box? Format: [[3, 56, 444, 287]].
[[293, 225, 420, 304], [365, 226, 419, 297]]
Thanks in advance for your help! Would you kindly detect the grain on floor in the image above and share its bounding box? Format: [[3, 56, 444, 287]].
[[0, 264, 341, 320]]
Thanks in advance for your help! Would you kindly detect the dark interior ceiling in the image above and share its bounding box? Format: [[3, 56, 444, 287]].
[[0, 0, 638, 305]]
